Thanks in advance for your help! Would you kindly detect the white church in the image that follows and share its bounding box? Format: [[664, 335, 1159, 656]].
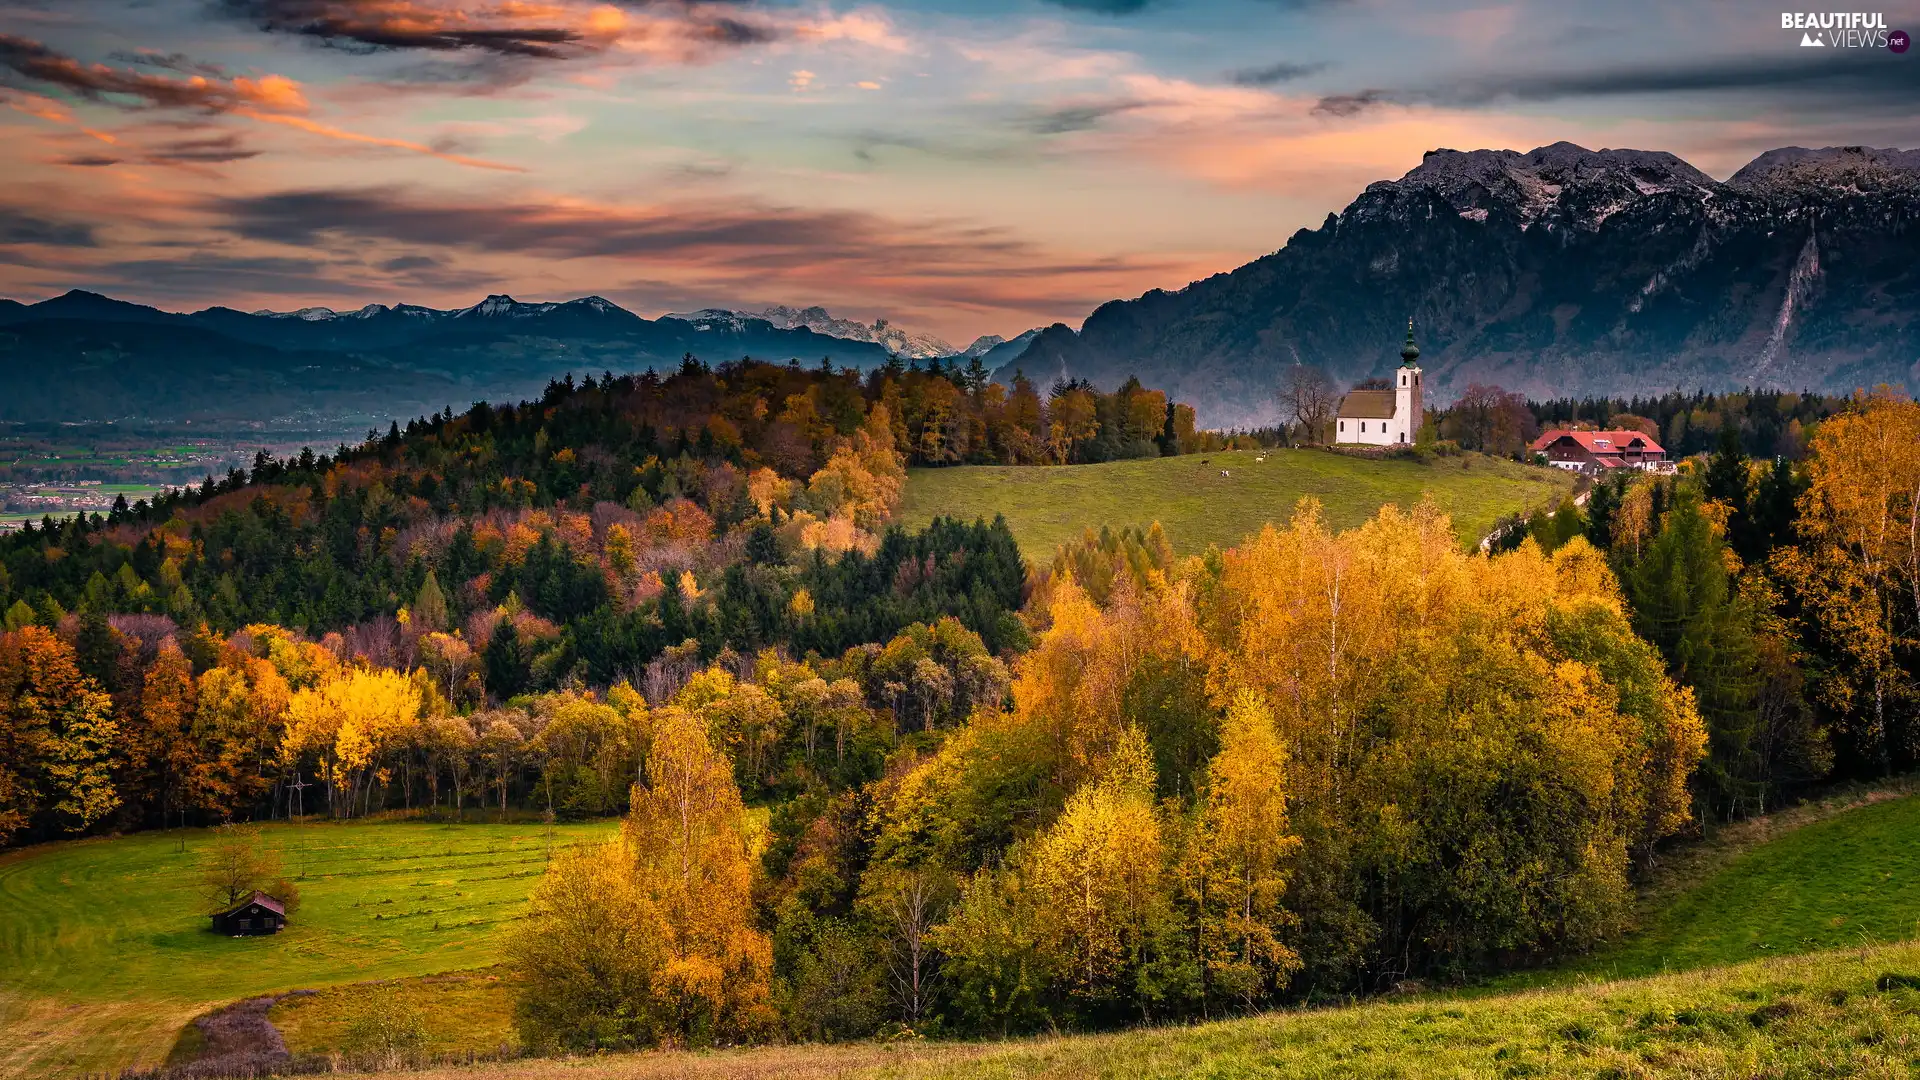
[[1335, 321, 1423, 446]]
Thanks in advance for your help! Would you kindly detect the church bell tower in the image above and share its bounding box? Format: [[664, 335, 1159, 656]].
[[1394, 318, 1423, 444]]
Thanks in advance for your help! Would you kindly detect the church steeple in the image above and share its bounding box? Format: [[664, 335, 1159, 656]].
[[1400, 317, 1420, 367]]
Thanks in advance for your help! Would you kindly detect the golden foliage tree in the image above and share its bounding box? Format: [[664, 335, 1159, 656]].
[[1188, 691, 1301, 1007], [1774, 389, 1920, 772], [508, 840, 665, 1050], [0, 626, 120, 838], [1021, 730, 1167, 999], [626, 705, 774, 1043]]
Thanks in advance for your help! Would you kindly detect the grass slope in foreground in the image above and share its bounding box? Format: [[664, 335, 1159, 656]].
[[278, 789, 1920, 1066], [0, 818, 616, 1078], [1526, 788, 1920, 986], [326, 942, 1920, 1080], [898, 449, 1572, 560]]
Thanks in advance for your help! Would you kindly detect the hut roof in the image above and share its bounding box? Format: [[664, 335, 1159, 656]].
[[215, 891, 286, 918]]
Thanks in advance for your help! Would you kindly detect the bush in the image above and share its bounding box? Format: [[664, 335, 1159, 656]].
[[341, 985, 427, 1064]]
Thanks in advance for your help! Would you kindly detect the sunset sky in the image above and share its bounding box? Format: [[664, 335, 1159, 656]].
[[1, 0, 1914, 344]]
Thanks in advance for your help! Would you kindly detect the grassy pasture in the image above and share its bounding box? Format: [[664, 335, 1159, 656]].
[[897, 449, 1572, 561], [0, 818, 617, 1077]]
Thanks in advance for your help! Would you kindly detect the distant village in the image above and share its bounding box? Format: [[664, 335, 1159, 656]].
[[1333, 324, 1678, 477], [0, 483, 174, 533]]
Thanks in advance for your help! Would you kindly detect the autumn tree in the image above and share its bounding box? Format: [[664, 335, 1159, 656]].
[[508, 840, 665, 1050], [197, 822, 291, 913], [1020, 731, 1169, 1005], [1189, 692, 1300, 1009], [283, 667, 421, 818], [626, 705, 774, 1043], [0, 626, 119, 840], [1774, 390, 1920, 775], [140, 640, 200, 830]]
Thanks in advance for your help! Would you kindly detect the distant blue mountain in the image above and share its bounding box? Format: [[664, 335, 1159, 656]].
[[0, 291, 895, 423]]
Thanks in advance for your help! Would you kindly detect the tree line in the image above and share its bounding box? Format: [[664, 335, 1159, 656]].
[[1500, 390, 1920, 817]]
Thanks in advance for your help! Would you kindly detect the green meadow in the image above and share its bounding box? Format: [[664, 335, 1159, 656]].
[[1522, 786, 1920, 986], [897, 448, 1573, 560], [0, 818, 617, 1077]]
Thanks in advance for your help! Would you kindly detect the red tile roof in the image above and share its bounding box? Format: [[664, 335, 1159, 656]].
[[1530, 429, 1666, 456]]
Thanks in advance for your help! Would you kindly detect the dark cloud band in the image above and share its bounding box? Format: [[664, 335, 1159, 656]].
[[212, 1, 587, 59], [1314, 53, 1919, 117]]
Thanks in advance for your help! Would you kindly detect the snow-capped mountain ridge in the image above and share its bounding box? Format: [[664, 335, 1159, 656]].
[[670, 304, 959, 359]]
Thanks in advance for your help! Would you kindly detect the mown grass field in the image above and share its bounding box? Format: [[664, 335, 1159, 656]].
[[0, 818, 617, 1078], [898, 449, 1573, 561]]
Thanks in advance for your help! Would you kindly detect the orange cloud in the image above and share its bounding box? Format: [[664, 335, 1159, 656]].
[[233, 110, 527, 172], [1, 35, 525, 172], [0, 34, 308, 114]]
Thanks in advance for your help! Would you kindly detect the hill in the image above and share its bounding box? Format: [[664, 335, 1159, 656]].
[[0, 292, 892, 424], [897, 448, 1573, 559], [1006, 143, 1920, 426], [0, 819, 617, 1078]]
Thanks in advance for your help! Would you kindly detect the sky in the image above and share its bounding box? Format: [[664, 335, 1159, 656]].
[[0, 0, 1914, 345]]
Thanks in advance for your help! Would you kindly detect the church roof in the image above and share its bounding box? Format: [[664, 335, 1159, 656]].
[[1337, 390, 1398, 419]]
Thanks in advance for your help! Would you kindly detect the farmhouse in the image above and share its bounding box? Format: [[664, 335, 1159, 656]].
[[211, 891, 286, 936], [1336, 322, 1423, 446], [1530, 429, 1668, 474]]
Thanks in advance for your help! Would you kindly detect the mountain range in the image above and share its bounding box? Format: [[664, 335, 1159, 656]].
[[1005, 143, 1920, 426], [0, 292, 901, 424], [5, 142, 1915, 427], [667, 304, 970, 360]]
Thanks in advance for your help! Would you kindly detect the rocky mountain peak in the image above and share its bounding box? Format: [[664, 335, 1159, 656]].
[[462, 294, 531, 318], [1372, 142, 1722, 229], [1730, 145, 1920, 193], [1007, 140, 1920, 426]]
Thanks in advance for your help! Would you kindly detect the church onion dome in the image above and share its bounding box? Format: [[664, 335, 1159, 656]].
[[1400, 318, 1420, 366]]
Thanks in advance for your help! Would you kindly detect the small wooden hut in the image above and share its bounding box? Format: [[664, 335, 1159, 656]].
[[210, 891, 287, 936]]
